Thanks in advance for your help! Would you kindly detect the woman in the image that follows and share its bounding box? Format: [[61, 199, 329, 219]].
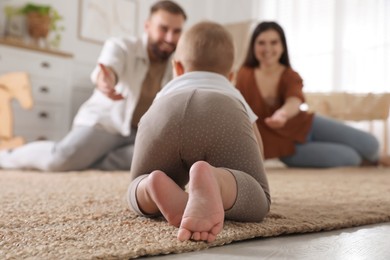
[[235, 21, 390, 168]]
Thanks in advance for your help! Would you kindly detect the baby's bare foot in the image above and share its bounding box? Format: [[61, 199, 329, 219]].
[[147, 170, 188, 227], [177, 161, 224, 243]]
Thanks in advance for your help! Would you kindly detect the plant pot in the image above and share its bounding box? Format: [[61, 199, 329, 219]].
[[26, 12, 50, 40]]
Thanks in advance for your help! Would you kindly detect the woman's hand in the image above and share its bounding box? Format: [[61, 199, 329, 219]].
[[265, 110, 288, 129], [265, 97, 302, 128]]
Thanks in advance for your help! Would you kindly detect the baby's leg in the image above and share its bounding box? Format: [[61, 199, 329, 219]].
[[177, 161, 236, 243], [147, 171, 188, 227], [127, 92, 190, 224], [128, 171, 188, 227], [178, 90, 270, 237]]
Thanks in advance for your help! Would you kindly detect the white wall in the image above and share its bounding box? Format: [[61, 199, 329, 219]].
[[2, 0, 258, 63], [1, 0, 258, 117], [136, 0, 258, 36]]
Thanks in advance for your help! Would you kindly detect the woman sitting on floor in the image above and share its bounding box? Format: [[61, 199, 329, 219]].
[[235, 21, 390, 168]]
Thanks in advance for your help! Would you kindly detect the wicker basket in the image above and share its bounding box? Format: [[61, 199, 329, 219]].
[[26, 12, 50, 40]]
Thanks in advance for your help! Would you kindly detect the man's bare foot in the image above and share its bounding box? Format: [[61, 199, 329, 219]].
[[177, 161, 225, 243], [147, 170, 188, 227], [379, 155, 390, 167]]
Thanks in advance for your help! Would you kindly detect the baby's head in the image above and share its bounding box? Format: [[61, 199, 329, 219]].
[[173, 21, 234, 77]]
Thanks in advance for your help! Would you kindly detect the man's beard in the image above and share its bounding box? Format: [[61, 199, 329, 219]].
[[150, 42, 176, 61]]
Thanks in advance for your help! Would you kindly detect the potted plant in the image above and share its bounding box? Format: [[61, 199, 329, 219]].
[[18, 3, 64, 48]]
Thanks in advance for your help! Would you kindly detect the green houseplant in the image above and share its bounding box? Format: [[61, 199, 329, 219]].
[[18, 3, 64, 48]]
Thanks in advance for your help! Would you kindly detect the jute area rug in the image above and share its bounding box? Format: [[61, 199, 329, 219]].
[[1, 166, 389, 259]]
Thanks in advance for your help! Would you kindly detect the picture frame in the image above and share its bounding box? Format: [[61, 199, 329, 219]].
[[2, 5, 27, 39], [78, 0, 138, 45], [5, 15, 26, 39]]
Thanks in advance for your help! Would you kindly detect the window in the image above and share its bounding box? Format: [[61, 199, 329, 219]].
[[257, 0, 389, 93]]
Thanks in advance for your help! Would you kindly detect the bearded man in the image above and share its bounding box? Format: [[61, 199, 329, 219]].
[[0, 1, 187, 171]]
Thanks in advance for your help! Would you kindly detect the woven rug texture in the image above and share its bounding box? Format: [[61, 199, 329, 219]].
[[1, 167, 389, 259]]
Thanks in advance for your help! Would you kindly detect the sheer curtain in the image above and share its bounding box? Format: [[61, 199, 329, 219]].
[[257, 0, 390, 93]]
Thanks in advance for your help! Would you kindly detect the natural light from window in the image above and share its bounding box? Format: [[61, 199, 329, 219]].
[[257, 0, 389, 93]]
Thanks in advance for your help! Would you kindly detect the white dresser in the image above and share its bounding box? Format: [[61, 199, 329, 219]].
[[0, 39, 74, 142]]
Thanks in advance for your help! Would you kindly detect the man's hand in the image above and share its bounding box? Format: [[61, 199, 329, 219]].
[[265, 110, 288, 129], [96, 63, 124, 100]]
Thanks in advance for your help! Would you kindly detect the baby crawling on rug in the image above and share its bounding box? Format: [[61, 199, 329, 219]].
[[127, 21, 271, 243]]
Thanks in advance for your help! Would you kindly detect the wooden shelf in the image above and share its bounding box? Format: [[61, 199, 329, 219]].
[[0, 37, 73, 58]]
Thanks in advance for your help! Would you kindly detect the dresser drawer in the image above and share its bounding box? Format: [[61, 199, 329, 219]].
[[0, 46, 71, 79], [31, 78, 66, 104], [12, 103, 69, 129]]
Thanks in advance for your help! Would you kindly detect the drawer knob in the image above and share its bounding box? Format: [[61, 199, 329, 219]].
[[38, 112, 49, 119], [41, 61, 51, 68], [39, 86, 49, 93]]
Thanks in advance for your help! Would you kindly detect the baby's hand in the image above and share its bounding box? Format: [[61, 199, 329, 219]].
[[265, 110, 288, 129]]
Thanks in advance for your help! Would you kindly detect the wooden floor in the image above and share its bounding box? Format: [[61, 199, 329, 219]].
[[149, 223, 390, 259]]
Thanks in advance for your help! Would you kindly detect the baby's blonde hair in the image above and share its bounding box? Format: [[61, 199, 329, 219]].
[[175, 21, 234, 75]]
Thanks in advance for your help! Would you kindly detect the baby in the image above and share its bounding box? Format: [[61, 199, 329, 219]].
[[127, 21, 271, 243]]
